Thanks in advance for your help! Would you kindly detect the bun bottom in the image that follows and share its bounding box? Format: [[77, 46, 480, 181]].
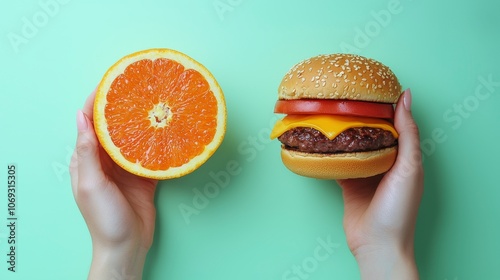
[[281, 146, 397, 179]]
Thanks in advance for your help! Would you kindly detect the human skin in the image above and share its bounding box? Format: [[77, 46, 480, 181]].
[[69, 90, 158, 280], [69, 88, 422, 280], [337, 88, 423, 280]]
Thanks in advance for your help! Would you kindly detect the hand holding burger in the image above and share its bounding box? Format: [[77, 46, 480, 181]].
[[337, 88, 423, 279], [271, 53, 402, 179], [271, 54, 423, 278]]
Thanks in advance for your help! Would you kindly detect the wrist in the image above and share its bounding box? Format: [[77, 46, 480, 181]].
[[354, 244, 418, 280], [89, 241, 149, 280]]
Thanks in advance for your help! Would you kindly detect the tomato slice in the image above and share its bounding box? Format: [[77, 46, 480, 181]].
[[274, 99, 395, 119]]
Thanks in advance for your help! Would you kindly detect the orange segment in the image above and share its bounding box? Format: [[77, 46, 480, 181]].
[[94, 49, 226, 179]]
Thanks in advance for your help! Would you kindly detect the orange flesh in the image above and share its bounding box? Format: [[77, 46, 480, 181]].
[[104, 58, 218, 170]]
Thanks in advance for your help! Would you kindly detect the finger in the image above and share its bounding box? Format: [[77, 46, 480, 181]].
[[69, 149, 78, 196], [368, 89, 423, 227], [82, 89, 97, 121], [70, 89, 97, 196], [75, 110, 106, 197], [338, 175, 383, 217], [337, 174, 383, 190], [391, 88, 424, 181]]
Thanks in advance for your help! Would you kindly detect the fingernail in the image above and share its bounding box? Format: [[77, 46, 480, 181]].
[[403, 88, 412, 111], [77, 110, 88, 132]]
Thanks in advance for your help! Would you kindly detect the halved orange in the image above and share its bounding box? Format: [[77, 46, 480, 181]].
[[94, 48, 226, 179]]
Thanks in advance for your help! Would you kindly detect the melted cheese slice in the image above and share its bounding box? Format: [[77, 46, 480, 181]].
[[270, 115, 398, 140]]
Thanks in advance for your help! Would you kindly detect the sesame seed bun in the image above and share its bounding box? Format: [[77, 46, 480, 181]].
[[279, 54, 402, 103], [281, 146, 397, 179]]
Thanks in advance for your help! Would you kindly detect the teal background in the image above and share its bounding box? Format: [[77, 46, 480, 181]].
[[1, 0, 499, 279]]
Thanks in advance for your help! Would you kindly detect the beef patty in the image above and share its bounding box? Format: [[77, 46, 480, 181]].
[[278, 127, 397, 154]]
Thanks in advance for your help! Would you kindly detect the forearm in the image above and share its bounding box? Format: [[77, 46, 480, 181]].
[[88, 242, 149, 280], [355, 245, 419, 280]]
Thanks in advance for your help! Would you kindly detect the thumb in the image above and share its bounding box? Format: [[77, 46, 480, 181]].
[[75, 110, 105, 190], [390, 88, 424, 182], [368, 89, 423, 229], [372, 88, 424, 232]]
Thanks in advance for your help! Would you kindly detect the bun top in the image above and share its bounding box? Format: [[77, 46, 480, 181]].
[[278, 54, 402, 103]]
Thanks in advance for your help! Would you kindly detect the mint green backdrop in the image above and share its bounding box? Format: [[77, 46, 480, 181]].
[[1, 1, 499, 279]]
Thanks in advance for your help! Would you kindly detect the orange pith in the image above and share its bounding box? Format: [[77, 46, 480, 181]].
[[94, 49, 226, 179]]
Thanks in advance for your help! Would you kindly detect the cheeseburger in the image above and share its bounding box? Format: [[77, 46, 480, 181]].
[[270, 54, 402, 179]]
